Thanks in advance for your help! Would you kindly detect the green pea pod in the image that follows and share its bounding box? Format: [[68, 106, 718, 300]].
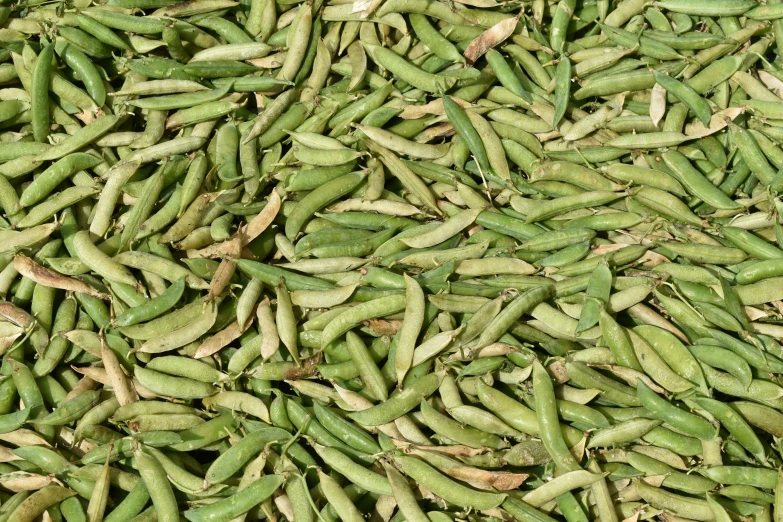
[[127, 82, 234, 111], [30, 42, 55, 143], [637, 380, 716, 440], [654, 72, 712, 126], [576, 263, 611, 333], [443, 95, 492, 179], [553, 56, 571, 129]]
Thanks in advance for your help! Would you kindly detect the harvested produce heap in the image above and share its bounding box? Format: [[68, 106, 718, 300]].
[[4, 0, 783, 520]]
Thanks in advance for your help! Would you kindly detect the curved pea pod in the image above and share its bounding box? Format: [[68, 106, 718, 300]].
[[186, 42, 270, 62], [317, 469, 366, 522], [525, 191, 624, 223], [202, 428, 286, 485], [133, 365, 217, 399], [113, 252, 208, 290], [633, 187, 702, 225], [348, 370, 443, 426], [285, 171, 367, 240], [634, 479, 714, 521], [13, 445, 77, 477], [587, 418, 662, 449], [655, 0, 756, 16], [78, 8, 165, 34], [70, 231, 138, 288], [637, 380, 716, 440], [445, 98, 493, 171], [81, 432, 183, 464], [16, 187, 99, 229], [574, 63, 684, 100], [319, 294, 406, 349], [0, 408, 30, 435], [117, 299, 201, 341], [485, 49, 530, 102], [735, 258, 783, 284], [345, 331, 387, 401], [178, 59, 260, 78], [565, 361, 641, 407], [608, 131, 690, 149], [692, 397, 765, 463], [312, 402, 380, 454], [522, 470, 608, 508], [600, 23, 682, 61], [521, 228, 597, 252], [706, 328, 783, 374], [355, 124, 449, 160], [731, 275, 783, 305], [655, 73, 712, 127], [419, 400, 506, 449], [628, 453, 717, 494], [688, 344, 752, 389], [552, 56, 571, 130], [19, 152, 101, 208], [36, 389, 101, 425], [644, 29, 728, 50], [312, 443, 390, 495], [56, 40, 106, 107], [575, 263, 611, 334], [293, 144, 362, 166], [661, 150, 740, 210], [30, 42, 54, 144], [34, 115, 120, 162], [729, 401, 783, 438], [699, 466, 778, 490], [364, 44, 455, 94], [476, 380, 581, 446], [633, 325, 707, 393], [126, 83, 234, 111], [730, 124, 777, 187], [135, 300, 218, 353], [165, 102, 243, 130], [721, 226, 783, 260], [533, 161, 621, 191], [656, 241, 747, 265], [6, 486, 77, 522], [598, 309, 642, 371], [396, 240, 489, 270], [393, 453, 505, 510], [114, 278, 186, 328], [471, 284, 554, 350], [653, 263, 720, 286], [145, 355, 226, 383]]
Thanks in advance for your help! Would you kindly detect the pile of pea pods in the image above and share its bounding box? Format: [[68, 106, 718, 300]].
[[6, 0, 783, 521]]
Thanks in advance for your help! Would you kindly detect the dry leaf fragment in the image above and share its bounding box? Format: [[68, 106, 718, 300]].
[[650, 82, 666, 128], [363, 318, 403, 335], [0, 472, 55, 492], [14, 255, 110, 300], [464, 15, 520, 65], [101, 334, 139, 406], [399, 97, 472, 119], [759, 70, 783, 97], [684, 107, 743, 138], [405, 448, 528, 491], [194, 319, 250, 359]]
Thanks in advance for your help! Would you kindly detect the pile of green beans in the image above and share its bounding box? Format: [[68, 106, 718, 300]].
[[4, 0, 783, 521]]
